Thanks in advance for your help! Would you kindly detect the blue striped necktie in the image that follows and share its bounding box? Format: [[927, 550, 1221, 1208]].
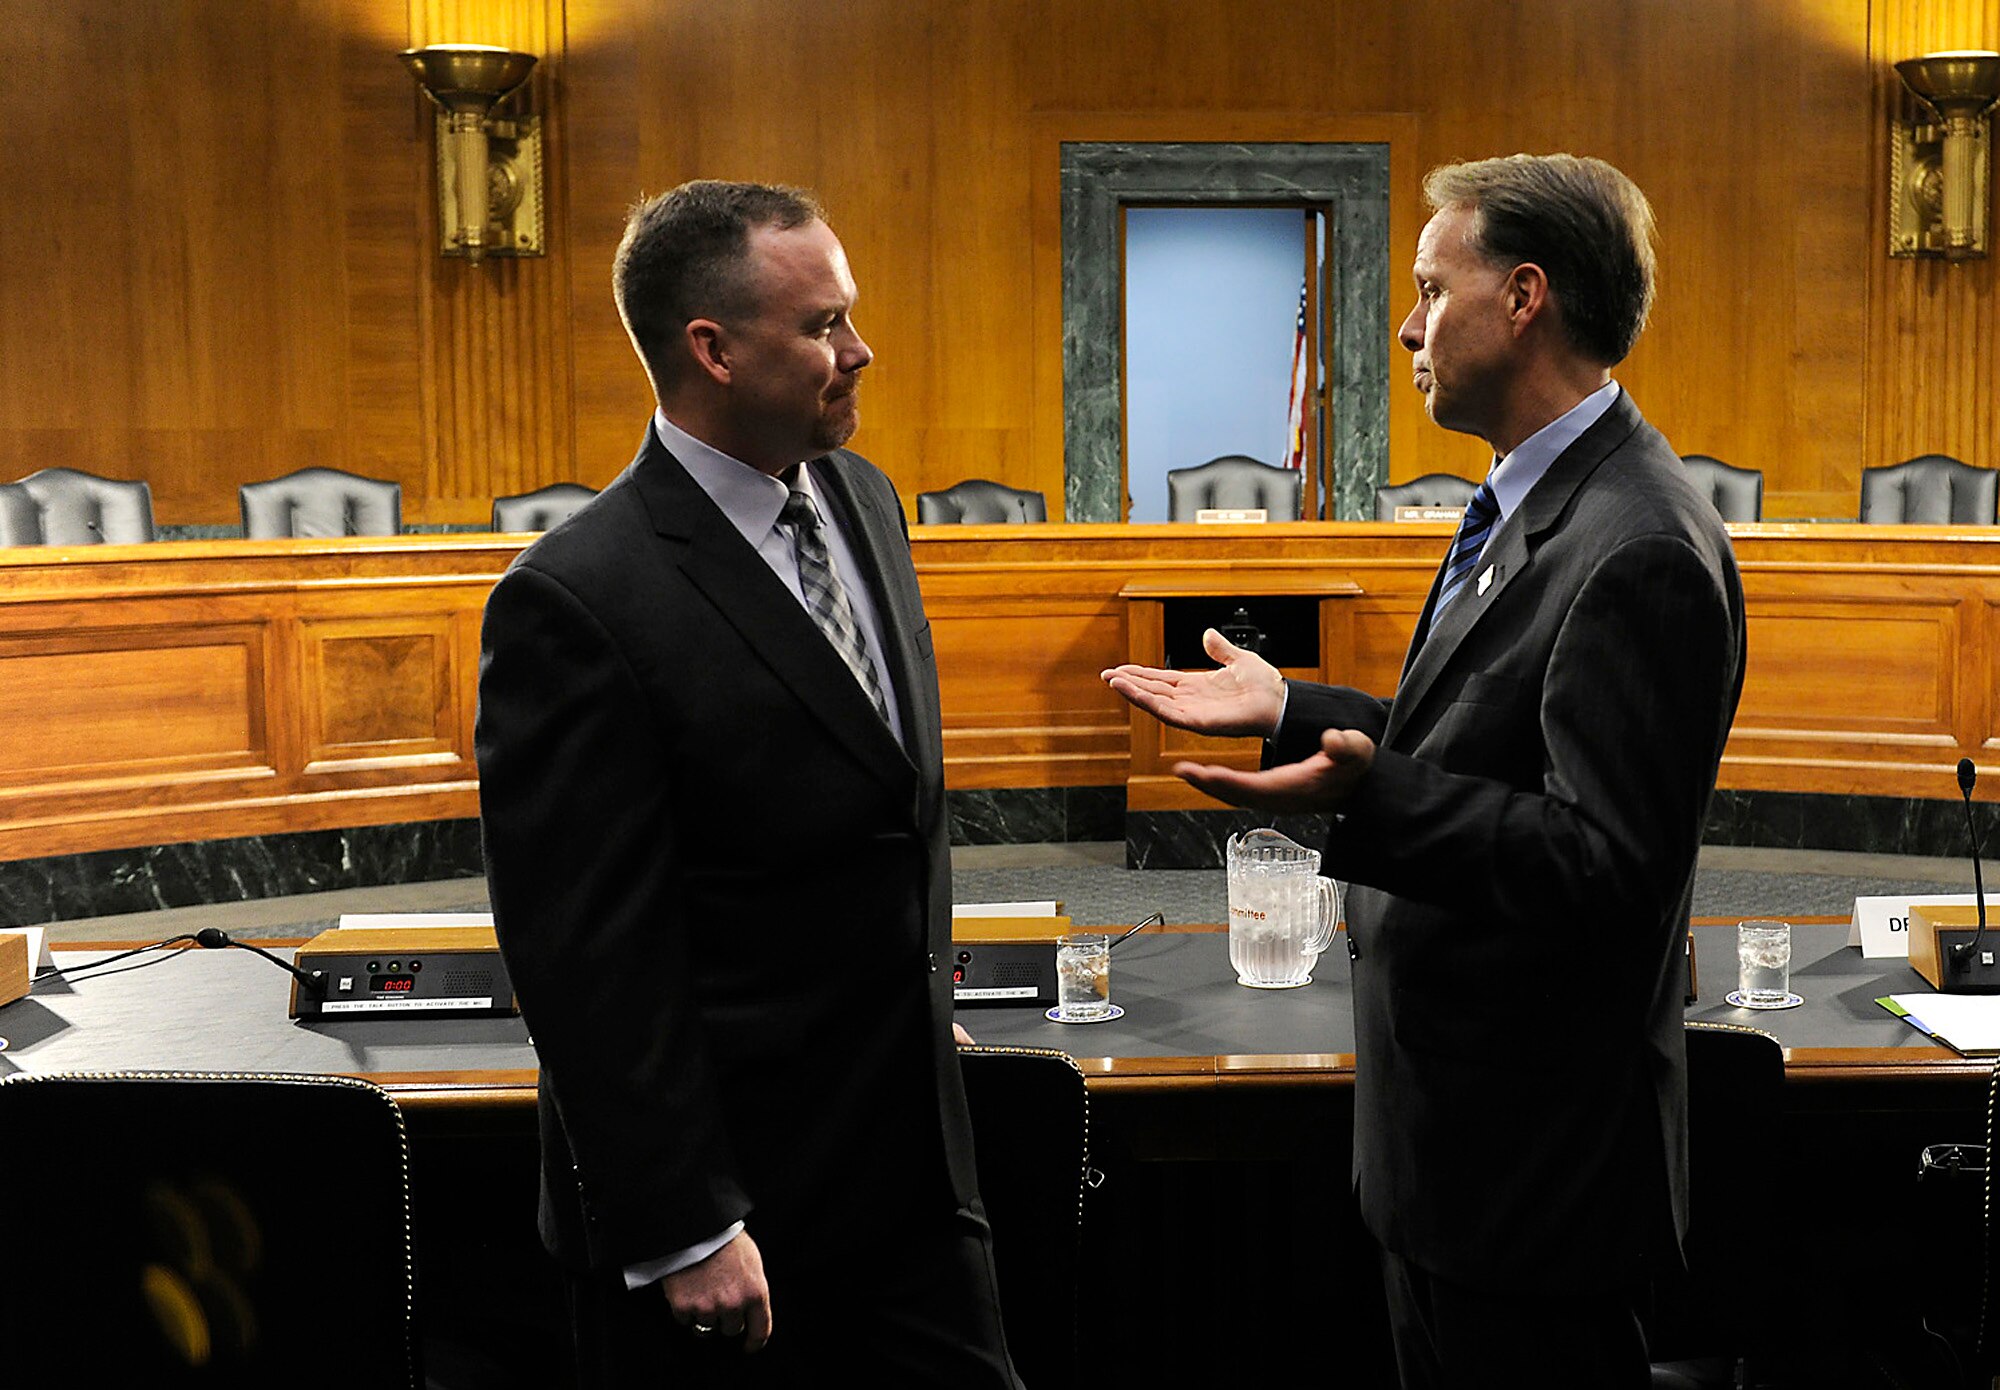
[[779, 487, 892, 724], [1432, 480, 1500, 617]]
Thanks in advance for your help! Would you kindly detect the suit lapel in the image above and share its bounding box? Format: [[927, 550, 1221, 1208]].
[[629, 432, 915, 793], [1384, 392, 1645, 745]]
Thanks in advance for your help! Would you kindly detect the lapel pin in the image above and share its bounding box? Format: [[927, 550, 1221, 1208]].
[[1476, 565, 1495, 596]]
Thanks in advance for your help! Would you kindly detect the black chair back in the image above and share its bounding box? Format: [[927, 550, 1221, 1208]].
[[241, 467, 402, 538], [1375, 472, 1477, 520], [1679, 455, 1764, 523], [1166, 455, 1302, 521], [0, 1070, 419, 1388], [492, 482, 596, 532], [1860, 454, 1997, 525], [0, 480, 40, 545], [1647, 1021, 1785, 1378], [12, 466, 157, 543], [959, 1045, 1090, 1389], [916, 479, 1048, 524]]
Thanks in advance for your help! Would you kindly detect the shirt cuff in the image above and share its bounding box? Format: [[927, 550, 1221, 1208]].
[[622, 1221, 746, 1291], [1268, 679, 1290, 740]]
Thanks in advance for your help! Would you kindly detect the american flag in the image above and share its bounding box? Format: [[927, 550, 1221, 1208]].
[[1282, 281, 1308, 471]]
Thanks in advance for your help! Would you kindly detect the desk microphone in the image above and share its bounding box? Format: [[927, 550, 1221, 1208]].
[[1909, 762, 2000, 989], [196, 927, 326, 998], [1952, 760, 1984, 968]]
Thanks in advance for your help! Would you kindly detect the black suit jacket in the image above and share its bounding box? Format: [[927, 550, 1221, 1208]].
[[475, 428, 976, 1277], [1271, 390, 1747, 1290]]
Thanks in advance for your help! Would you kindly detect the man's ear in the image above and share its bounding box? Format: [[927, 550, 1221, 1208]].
[[1505, 263, 1552, 337], [686, 319, 731, 386]]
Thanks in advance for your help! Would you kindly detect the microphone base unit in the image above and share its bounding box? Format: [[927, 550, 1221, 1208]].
[[951, 915, 1068, 1007], [1908, 906, 2000, 994], [289, 926, 518, 1019]]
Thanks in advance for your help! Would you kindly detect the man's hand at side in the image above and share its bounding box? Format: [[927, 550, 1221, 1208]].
[[662, 1230, 773, 1352], [1101, 628, 1286, 739], [1175, 728, 1377, 813]]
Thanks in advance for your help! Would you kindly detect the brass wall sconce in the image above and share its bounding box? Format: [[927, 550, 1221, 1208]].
[[399, 44, 545, 263], [1891, 50, 2000, 260]]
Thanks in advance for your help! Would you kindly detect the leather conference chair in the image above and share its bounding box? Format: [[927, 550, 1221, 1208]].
[[240, 467, 402, 538], [0, 1071, 419, 1389], [0, 481, 39, 545], [1374, 472, 1478, 520], [915, 479, 1048, 524], [491, 482, 596, 532], [1859, 454, 1997, 525], [958, 1045, 1091, 1390], [1165, 455, 1303, 522], [1646, 1021, 1786, 1388], [8, 466, 156, 544], [1679, 455, 1764, 523], [1882, 1061, 2000, 1387]]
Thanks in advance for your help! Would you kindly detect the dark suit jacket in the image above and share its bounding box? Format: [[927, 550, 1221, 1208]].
[[475, 428, 977, 1278], [1270, 390, 1747, 1291]]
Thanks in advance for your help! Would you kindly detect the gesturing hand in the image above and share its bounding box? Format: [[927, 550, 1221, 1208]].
[[1101, 628, 1286, 739], [1174, 727, 1377, 813], [662, 1230, 773, 1353]]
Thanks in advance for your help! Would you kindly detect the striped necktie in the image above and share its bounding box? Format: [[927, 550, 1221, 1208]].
[[779, 487, 892, 724], [1432, 480, 1500, 617]]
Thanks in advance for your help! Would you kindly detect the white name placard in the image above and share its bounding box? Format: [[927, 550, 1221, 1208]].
[[1392, 505, 1467, 523], [1849, 893, 2000, 958], [1194, 508, 1268, 524]]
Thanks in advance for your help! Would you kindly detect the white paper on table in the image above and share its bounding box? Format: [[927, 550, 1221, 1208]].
[[1884, 992, 2000, 1053], [952, 902, 1061, 917], [336, 912, 495, 930], [1849, 893, 2000, 958]]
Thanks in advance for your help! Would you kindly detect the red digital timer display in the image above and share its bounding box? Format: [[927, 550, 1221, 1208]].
[[370, 974, 417, 993]]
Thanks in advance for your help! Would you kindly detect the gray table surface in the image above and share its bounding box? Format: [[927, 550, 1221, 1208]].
[[959, 920, 1946, 1058], [0, 921, 1948, 1083]]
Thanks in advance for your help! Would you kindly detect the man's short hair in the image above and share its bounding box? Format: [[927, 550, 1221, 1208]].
[[613, 180, 825, 385], [1423, 155, 1657, 367]]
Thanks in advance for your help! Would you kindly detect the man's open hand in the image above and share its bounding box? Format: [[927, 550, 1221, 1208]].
[[1102, 628, 1286, 739]]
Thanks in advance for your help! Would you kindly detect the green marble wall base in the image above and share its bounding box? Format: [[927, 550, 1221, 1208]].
[[0, 789, 1132, 926], [0, 820, 486, 929]]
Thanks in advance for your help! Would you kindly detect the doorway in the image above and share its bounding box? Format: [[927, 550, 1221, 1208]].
[[1059, 140, 1389, 521], [1123, 205, 1327, 522]]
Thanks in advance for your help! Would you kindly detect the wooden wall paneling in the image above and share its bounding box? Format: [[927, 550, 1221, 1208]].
[[0, 0, 366, 522], [927, 600, 1129, 789], [15, 528, 2000, 856], [0, 0, 1922, 524], [1735, 597, 1961, 741], [560, 0, 684, 483], [919, 536, 1137, 788], [342, 0, 431, 511], [1864, 0, 2000, 485], [405, 0, 576, 524], [0, 622, 270, 785], [0, 539, 512, 860], [1976, 593, 2000, 755], [297, 613, 461, 771]]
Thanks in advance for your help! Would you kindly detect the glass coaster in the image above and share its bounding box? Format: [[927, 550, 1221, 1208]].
[[1725, 989, 1803, 1011], [1045, 1004, 1125, 1024]]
